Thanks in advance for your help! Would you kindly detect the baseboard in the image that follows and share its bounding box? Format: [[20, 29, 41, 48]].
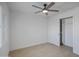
[[73, 49, 79, 56], [48, 41, 60, 47], [10, 41, 48, 51], [64, 43, 73, 48]]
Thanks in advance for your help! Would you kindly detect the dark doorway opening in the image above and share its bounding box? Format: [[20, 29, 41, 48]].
[[60, 19, 63, 46]]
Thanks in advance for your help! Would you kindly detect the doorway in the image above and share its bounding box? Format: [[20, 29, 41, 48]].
[[60, 16, 73, 47], [60, 19, 63, 45]]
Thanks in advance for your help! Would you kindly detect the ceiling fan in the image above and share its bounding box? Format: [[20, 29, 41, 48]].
[[32, 2, 59, 15]]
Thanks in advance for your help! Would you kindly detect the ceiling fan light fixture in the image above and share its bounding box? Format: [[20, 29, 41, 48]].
[[42, 10, 48, 13], [32, 2, 59, 15]]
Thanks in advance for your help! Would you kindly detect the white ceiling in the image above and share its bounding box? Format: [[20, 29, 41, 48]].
[[7, 2, 79, 16]]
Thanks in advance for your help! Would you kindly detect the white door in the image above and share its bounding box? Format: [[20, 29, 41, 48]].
[[0, 6, 2, 48], [62, 20, 65, 45], [0, 5, 9, 56], [65, 17, 73, 47]]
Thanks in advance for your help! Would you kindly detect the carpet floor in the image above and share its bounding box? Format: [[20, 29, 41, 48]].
[[9, 43, 79, 57]]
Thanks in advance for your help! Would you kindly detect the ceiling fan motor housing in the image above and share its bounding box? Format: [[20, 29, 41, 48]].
[[43, 4, 47, 9]]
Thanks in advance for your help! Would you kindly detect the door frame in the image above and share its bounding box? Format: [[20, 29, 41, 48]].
[[59, 16, 73, 46]]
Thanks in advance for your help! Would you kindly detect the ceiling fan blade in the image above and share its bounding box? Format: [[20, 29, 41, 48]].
[[35, 11, 42, 14], [48, 10, 59, 12], [32, 5, 42, 9], [47, 2, 55, 9]]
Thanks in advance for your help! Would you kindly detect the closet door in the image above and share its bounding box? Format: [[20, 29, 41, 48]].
[[65, 17, 73, 47], [0, 6, 2, 48]]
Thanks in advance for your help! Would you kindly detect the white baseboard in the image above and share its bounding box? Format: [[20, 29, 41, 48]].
[[10, 41, 47, 51], [73, 49, 79, 56], [48, 41, 60, 47]]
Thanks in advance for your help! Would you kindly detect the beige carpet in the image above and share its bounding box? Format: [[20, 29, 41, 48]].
[[9, 43, 79, 57]]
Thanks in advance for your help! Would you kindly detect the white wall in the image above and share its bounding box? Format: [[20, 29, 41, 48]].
[[48, 7, 79, 55], [0, 2, 10, 56], [48, 16, 59, 46], [10, 11, 48, 51]]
